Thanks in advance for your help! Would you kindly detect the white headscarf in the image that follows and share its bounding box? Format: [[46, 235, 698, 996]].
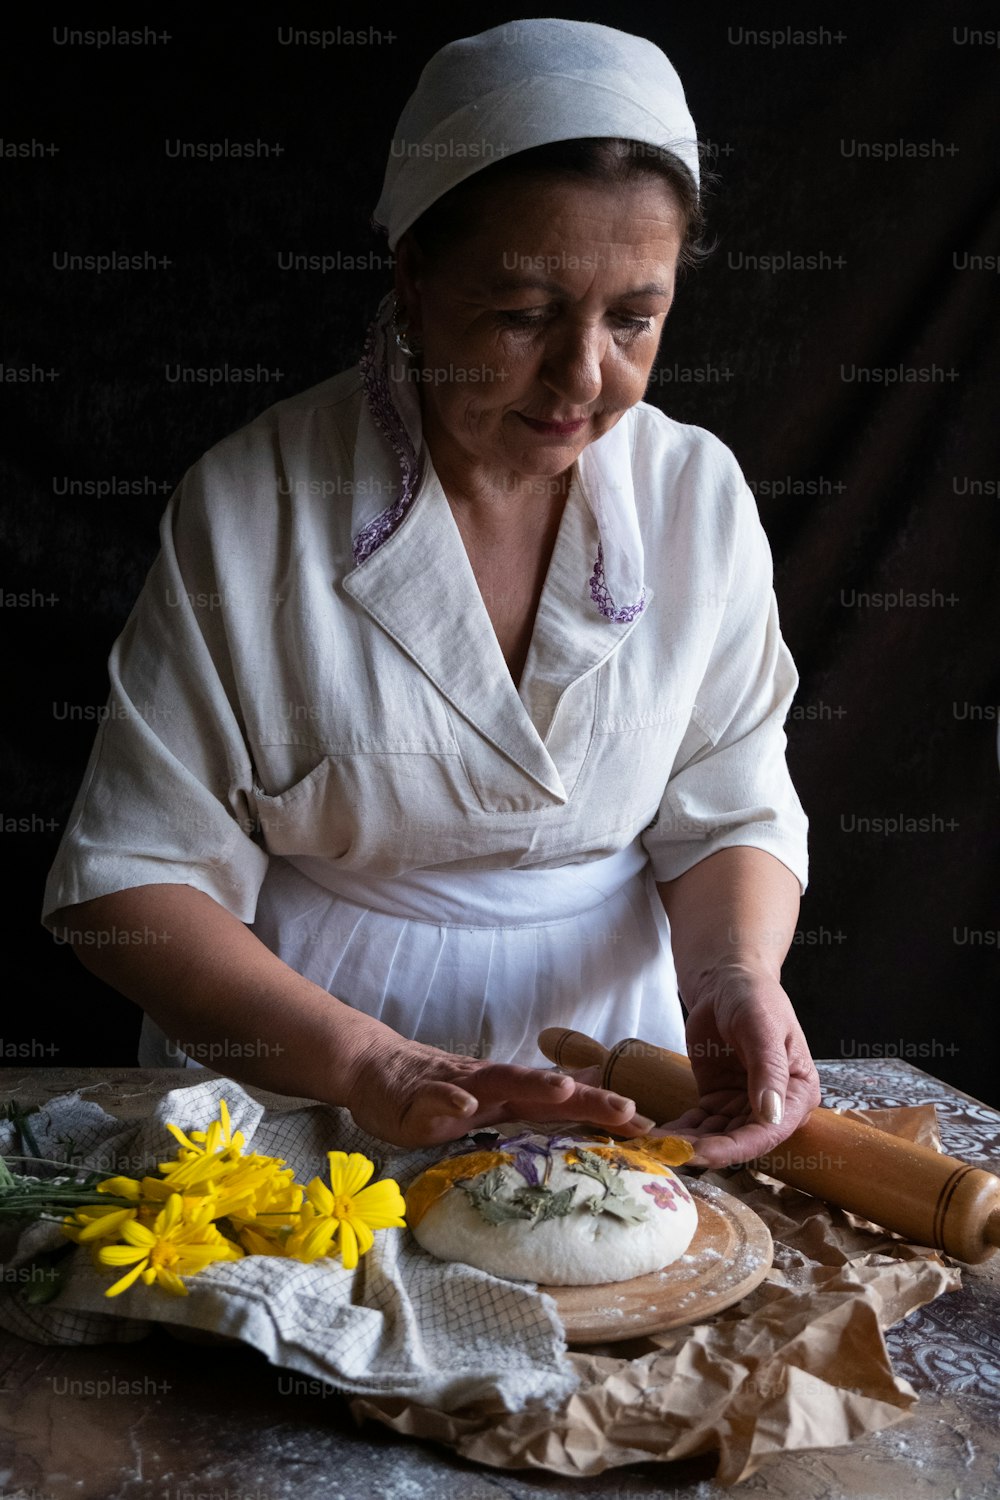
[[374, 19, 699, 248], [359, 19, 700, 621]]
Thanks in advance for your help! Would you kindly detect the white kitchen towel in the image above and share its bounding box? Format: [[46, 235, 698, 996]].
[[0, 1078, 577, 1412]]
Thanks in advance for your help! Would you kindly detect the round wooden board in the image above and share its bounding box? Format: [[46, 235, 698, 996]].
[[541, 1177, 773, 1344]]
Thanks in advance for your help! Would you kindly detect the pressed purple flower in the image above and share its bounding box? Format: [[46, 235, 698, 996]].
[[494, 1131, 541, 1153], [512, 1150, 541, 1186], [453, 1129, 614, 1187], [643, 1181, 679, 1211]]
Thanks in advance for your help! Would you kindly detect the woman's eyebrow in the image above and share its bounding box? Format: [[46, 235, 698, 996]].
[[481, 274, 672, 299]]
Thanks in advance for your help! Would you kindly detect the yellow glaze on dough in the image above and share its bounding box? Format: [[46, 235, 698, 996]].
[[563, 1135, 694, 1176], [406, 1150, 511, 1227], [623, 1135, 696, 1169]]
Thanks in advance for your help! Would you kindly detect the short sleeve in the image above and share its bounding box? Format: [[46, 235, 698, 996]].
[[41, 455, 270, 929], [639, 481, 808, 893]]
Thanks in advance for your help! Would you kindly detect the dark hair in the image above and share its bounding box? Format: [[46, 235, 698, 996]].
[[402, 137, 715, 273]]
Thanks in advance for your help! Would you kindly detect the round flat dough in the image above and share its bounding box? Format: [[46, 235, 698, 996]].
[[409, 1136, 698, 1286]]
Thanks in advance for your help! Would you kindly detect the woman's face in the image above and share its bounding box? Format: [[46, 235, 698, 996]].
[[395, 174, 685, 491]]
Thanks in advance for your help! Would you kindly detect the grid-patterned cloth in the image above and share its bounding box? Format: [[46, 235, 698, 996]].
[[0, 1079, 576, 1412]]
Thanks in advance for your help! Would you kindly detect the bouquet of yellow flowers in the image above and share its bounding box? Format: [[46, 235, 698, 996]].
[[1, 1100, 406, 1299]]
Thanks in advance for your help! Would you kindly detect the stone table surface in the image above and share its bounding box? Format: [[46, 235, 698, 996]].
[[1, 1061, 998, 1500]]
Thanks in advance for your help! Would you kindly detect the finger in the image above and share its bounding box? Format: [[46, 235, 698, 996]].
[[466, 1063, 576, 1106], [688, 1110, 752, 1134], [735, 1021, 793, 1128], [559, 1063, 603, 1087], [613, 1112, 658, 1136], [560, 1068, 659, 1134], [468, 1076, 642, 1132], [690, 1096, 752, 1124], [651, 1095, 749, 1133], [775, 1075, 822, 1134], [683, 1119, 798, 1170], [651, 1109, 710, 1132], [418, 1063, 651, 1135], [397, 1079, 480, 1143], [528, 1081, 642, 1130]]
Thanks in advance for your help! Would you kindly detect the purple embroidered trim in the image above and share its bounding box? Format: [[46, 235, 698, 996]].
[[352, 312, 421, 566], [589, 541, 646, 622]]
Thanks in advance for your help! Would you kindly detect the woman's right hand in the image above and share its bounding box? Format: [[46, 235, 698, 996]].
[[343, 1031, 654, 1148]]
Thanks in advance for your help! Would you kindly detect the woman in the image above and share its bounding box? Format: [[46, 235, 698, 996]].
[[43, 20, 820, 1164]]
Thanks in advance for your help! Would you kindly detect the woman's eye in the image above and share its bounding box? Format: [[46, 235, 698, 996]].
[[495, 309, 655, 338], [497, 308, 550, 327], [613, 315, 654, 340]]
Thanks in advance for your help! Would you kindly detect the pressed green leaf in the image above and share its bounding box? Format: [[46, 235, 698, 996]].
[[569, 1149, 649, 1225], [459, 1170, 531, 1224], [510, 1185, 577, 1224], [592, 1182, 649, 1225], [459, 1169, 579, 1228], [566, 1148, 616, 1190]]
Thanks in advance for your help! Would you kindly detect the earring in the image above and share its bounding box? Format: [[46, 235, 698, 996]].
[[392, 296, 423, 357]]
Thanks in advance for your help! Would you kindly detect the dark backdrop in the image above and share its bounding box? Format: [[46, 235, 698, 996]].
[[3, 5, 998, 1103]]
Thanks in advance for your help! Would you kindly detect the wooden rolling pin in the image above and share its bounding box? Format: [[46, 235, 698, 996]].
[[539, 1028, 1000, 1264]]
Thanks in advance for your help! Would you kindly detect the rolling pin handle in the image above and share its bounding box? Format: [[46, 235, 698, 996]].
[[537, 1028, 609, 1070], [987, 1208, 1000, 1250]]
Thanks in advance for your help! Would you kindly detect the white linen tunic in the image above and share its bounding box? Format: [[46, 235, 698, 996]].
[[41, 367, 808, 1069]]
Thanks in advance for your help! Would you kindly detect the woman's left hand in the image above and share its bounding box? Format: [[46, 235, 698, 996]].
[[650, 966, 821, 1168]]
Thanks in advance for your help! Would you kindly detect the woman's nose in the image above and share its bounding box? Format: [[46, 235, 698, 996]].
[[539, 324, 605, 405]]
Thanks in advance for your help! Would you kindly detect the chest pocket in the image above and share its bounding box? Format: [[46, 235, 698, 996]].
[[248, 744, 487, 873], [244, 657, 492, 869]]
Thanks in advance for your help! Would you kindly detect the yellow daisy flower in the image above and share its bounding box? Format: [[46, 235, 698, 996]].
[[157, 1101, 301, 1226], [94, 1176, 143, 1200], [157, 1154, 299, 1220], [286, 1152, 406, 1270], [235, 1224, 290, 1257], [96, 1192, 242, 1297], [164, 1097, 245, 1163], [225, 1166, 303, 1232], [62, 1203, 139, 1244]]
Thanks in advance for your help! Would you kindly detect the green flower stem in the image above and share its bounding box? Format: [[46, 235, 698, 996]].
[[0, 1194, 138, 1219], [0, 1156, 142, 1222]]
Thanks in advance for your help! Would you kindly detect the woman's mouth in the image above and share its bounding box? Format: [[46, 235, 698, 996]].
[[517, 414, 590, 437]]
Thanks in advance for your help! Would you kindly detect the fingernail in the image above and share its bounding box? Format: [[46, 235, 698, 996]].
[[760, 1089, 783, 1125], [631, 1114, 655, 1132], [608, 1094, 634, 1112], [450, 1094, 476, 1115], [545, 1071, 571, 1087]]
